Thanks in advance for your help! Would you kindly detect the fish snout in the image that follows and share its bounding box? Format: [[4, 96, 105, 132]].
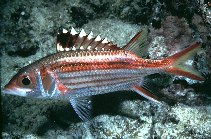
[[3, 83, 27, 97]]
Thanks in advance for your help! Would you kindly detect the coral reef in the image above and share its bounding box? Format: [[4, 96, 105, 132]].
[[1, 0, 211, 138]]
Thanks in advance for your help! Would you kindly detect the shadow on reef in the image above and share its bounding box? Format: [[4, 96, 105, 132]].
[[194, 73, 211, 96], [36, 104, 79, 135], [33, 92, 144, 135], [93, 91, 143, 119]]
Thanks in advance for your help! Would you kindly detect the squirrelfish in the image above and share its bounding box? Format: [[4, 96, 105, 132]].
[[3, 27, 204, 120]]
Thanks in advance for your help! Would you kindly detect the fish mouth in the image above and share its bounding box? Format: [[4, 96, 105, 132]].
[[2, 88, 17, 95], [2, 88, 27, 97]]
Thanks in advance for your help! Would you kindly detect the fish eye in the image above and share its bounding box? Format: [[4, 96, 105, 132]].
[[21, 76, 31, 86], [17, 73, 35, 89]]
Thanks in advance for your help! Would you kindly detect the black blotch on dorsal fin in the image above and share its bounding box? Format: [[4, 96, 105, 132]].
[[56, 28, 121, 52]]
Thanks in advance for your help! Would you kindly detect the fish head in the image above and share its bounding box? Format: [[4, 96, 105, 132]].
[[3, 64, 43, 98]]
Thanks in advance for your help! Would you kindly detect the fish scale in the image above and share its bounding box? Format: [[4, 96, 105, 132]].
[[41, 50, 167, 73], [56, 69, 142, 78], [70, 78, 142, 98], [66, 77, 142, 92], [58, 72, 140, 84]]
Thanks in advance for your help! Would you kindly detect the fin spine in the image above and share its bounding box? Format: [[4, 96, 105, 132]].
[[57, 28, 121, 52]]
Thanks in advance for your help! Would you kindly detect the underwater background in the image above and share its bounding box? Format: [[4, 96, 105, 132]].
[[0, 0, 211, 138]]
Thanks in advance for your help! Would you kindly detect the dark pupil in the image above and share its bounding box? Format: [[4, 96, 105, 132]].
[[22, 77, 31, 85]]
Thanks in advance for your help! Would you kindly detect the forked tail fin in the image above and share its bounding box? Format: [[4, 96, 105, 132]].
[[164, 42, 204, 81]]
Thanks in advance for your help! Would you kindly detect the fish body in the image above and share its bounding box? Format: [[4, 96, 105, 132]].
[[3, 28, 204, 120]]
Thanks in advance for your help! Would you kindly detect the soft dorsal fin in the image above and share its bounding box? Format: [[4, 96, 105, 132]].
[[57, 28, 121, 52], [123, 27, 148, 57]]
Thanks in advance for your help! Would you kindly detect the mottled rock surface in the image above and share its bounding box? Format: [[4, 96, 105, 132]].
[[1, 0, 211, 138]]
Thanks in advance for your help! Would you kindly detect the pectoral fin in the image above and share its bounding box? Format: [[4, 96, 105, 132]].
[[70, 97, 92, 121], [132, 85, 161, 104]]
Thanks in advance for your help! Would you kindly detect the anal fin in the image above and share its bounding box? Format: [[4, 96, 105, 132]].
[[70, 97, 92, 121], [132, 85, 161, 104]]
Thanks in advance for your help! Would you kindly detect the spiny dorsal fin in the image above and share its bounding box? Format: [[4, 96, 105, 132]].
[[57, 28, 121, 52], [123, 27, 148, 57]]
